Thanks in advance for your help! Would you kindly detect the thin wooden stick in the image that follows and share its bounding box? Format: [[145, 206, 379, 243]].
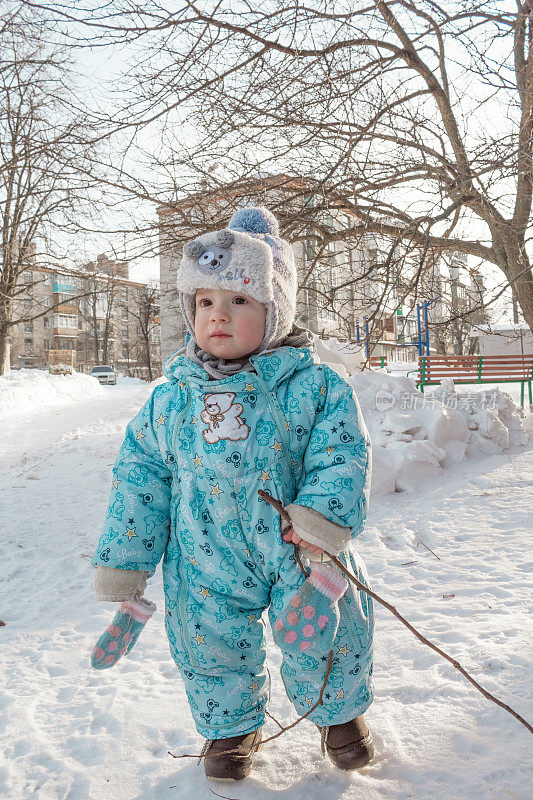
[[168, 652, 334, 761], [259, 490, 533, 735], [416, 540, 441, 560], [258, 650, 333, 745], [265, 710, 284, 731], [209, 789, 238, 800]]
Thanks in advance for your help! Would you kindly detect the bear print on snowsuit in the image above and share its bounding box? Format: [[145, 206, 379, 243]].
[[201, 392, 250, 444]]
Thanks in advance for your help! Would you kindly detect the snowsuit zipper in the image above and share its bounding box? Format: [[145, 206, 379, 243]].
[[252, 370, 297, 500]]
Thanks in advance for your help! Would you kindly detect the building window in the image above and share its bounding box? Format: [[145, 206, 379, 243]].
[[24, 322, 33, 333], [56, 338, 75, 350], [121, 327, 128, 339], [44, 339, 50, 350], [54, 313, 78, 329], [43, 317, 49, 329], [24, 338, 33, 354], [367, 247, 378, 267], [122, 344, 128, 358], [53, 275, 78, 293]]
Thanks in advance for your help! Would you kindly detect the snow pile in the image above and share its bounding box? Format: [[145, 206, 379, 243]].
[[320, 337, 366, 374], [432, 378, 528, 454], [0, 368, 106, 421], [116, 375, 146, 386], [345, 370, 528, 496]]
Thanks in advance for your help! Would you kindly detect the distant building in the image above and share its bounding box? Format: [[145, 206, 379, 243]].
[[9, 257, 161, 378], [429, 253, 489, 355], [471, 323, 533, 357]]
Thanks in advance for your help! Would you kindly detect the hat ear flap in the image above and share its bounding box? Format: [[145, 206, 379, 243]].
[[183, 240, 205, 259], [216, 229, 234, 248]]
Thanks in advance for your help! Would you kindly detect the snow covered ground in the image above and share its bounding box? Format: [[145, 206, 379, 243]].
[[0, 367, 532, 799]]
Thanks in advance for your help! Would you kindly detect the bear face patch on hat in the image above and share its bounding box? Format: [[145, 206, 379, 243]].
[[179, 227, 275, 303], [177, 206, 298, 349]]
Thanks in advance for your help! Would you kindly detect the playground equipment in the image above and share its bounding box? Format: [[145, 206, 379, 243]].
[[356, 299, 438, 360]]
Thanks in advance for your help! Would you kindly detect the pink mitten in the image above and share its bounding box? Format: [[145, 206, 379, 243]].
[[272, 563, 347, 655], [91, 597, 156, 669]]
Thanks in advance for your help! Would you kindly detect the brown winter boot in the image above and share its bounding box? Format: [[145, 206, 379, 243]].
[[202, 728, 262, 781], [321, 715, 374, 771]]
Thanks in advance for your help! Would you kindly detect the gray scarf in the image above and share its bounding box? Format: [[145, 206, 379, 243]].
[[185, 322, 315, 380]]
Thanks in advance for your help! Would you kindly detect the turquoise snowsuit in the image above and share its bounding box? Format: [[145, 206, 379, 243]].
[[92, 344, 374, 739]]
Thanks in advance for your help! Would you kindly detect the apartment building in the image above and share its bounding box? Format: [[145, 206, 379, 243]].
[[422, 253, 489, 356], [9, 255, 161, 379]]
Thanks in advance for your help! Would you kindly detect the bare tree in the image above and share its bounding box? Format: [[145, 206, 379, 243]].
[[0, 8, 102, 372], [134, 282, 160, 382], [17, 1, 533, 338], [78, 265, 124, 366], [117, 280, 160, 380]]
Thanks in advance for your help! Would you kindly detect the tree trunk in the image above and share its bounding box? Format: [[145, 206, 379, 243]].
[[499, 244, 533, 332], [147, 344, 153, 382], [0, 326, 9, 375], [512, 269, 533, 332], [0, 294, 13, 373]]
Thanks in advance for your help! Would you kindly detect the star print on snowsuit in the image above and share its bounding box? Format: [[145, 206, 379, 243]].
[[92, 344, 374, 739]]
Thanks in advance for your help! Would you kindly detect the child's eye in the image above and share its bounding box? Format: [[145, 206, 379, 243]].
[[198, 298, 212, 307], [233, 297, 247, 304]]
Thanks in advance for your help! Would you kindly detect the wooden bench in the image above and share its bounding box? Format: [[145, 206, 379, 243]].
[[417, 354, 533, 407], [369, 356, 388, 370]]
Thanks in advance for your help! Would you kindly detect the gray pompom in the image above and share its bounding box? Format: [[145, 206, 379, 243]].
[[216, 229, 234, 248], [183, 240, 205, 259]]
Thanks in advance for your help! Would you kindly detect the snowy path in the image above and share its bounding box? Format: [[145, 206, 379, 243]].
[[0, 383, 531, 799]]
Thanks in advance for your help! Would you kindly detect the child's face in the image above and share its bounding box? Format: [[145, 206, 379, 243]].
[[194, 288, 267, 360]]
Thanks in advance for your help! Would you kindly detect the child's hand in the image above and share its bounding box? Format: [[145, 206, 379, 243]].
[[282, 526, 325, 554]]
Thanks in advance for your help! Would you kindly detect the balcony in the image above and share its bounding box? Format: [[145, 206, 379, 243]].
[[53, 280, 77, 294], [53, 327, 78, 338], [55, 304, 78, 315]]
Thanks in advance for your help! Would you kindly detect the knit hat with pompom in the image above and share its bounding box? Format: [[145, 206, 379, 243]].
[[176, 206, 298, 350]]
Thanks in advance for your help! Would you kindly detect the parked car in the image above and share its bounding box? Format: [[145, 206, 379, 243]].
[[90, 365, 117, 385]]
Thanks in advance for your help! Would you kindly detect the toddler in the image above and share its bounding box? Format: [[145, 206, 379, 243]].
[[91, 207, 374, 780]]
